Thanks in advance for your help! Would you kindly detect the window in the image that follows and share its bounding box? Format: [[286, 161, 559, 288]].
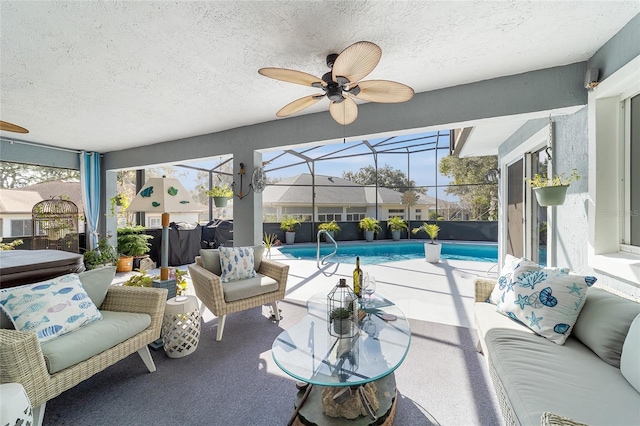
[[625, 93, 639, 248], [415, 209, 422, 213], [318, 214, 342, 222], [415, 215, 421, 220], [10, 219, 32, 237], [388, 209, 405, 219], [149, 217, 161, 228]]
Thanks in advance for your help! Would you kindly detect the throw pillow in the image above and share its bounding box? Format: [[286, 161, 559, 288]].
[[200, 249, 222, 275], [0, 274, 103, 342], [253, 245, 265, 271], [219, 246, 256, 283], [496, 264, 597, 345], [572, 288, 640, 367], [489, 254, 539, 305], [620, 314, 640, 393], [78, 266, 116, 308]]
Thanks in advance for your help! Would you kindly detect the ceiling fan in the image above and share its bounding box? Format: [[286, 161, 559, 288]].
[[258, 41, 414, 125], [0, 120, 29, 133]]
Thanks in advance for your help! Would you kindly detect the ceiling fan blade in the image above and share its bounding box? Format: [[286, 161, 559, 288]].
[[0, 120, 29, 133], [276, 94, 324, 117], [332, 41, 381, 85], [354, 80, 415, 103], [329, 97, 358, 125], [258, 68, 323, 87]]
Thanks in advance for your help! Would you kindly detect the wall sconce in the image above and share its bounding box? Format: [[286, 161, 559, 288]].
[[486, 168, 500, 183]]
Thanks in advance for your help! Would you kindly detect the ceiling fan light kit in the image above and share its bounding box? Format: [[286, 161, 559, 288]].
[[259, 41, 414, 125]]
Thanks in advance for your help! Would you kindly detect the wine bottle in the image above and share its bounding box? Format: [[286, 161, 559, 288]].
[[353, 256, 363, 298]]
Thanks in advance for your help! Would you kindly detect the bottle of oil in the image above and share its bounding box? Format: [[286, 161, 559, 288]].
[[353, 256, 363, 298]]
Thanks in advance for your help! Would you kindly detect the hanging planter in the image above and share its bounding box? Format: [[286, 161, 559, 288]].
[[213, 197, 228, 208], [533, 185, 569, 207], [206, 185, 233, 208]]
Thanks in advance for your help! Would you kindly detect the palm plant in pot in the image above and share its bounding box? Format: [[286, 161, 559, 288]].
[[359, 217, 381, 242], [280, 217, 301, 245], [387, 216, 408, 241], [117, 225, 153, 272], [412, 222, 441, 263], [527, 169, 579, 207], [318, 220, 340, 242], [206, 185, 234, 208]]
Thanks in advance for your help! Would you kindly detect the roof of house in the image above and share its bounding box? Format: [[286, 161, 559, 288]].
[[0, 189, 44, 214], [14, 180, 84, 211]]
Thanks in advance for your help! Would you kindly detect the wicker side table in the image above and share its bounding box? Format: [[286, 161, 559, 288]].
[[161, 296, 201, 358]]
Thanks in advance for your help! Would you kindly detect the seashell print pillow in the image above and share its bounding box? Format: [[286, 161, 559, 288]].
[[0, 273, 103, 342], [496, 263, 597, 345], [219, 246, 256, 283], [489, 254, 539, 305]]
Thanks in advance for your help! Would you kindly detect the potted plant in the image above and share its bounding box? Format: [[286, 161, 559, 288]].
[[0, 238, 23, 251], [527, 168, 580, 207], [387, 216, 408, 241], [359, 217, 381, 242], [318, 220, 340, 242], [280, 217, 301, 245], [412, 222, 441, 263], [330, 306, 353, 335], [83, 237, 118, 270], [206, 185, 234, 208], [123, 268, 188, 299], [263, 232, 279, 258], [117, 225, 153, 272]]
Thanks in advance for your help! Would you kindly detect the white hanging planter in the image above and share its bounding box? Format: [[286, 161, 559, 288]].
[[533, 185, 569, 207]]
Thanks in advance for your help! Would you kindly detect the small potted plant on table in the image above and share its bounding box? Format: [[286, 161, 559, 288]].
[[359, 217, 381, 242], [330, 306, 353, 335], [527, 169, 580, 207], [412, 222, 441, 263], [387, 216, 408, 241], [318, 220, 340, 242], [280, 217, 301, 245], [206, 185, 234, 208]]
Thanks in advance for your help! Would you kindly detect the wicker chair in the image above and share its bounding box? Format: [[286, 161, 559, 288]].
[[0, 286, 167, 426], [188, 256, 289, 341]]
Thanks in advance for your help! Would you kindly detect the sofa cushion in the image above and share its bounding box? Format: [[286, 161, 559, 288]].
[[40, 310, 151, 374], [489, 254, 540, 305], [495, 262, 597, 345], [621, 314, 640, 392], [572, 288, 640, 367], [219, 246, 256, 283], [0, 274, 103, 342], [78, 266, 116, 308], [221, 273, 278, 302]]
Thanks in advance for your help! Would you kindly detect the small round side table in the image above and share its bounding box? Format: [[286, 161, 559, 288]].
[[162, 295, 201, 358], [0, 383, 33, 426]]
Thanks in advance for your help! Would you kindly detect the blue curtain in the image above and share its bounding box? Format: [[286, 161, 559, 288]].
[[80, 151, 101, 250]]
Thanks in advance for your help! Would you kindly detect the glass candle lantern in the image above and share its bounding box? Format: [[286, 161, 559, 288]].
[[327, 278, 359, 338]]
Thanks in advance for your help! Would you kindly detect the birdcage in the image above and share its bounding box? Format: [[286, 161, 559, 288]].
[[32, 197, 79, 253]]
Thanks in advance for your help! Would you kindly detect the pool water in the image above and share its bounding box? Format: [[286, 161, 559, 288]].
[[277, 241, 498, 265]]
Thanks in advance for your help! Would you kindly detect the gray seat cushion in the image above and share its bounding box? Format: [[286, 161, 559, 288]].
[[40, 310, 151, 374], [221, 273, 278, 302]]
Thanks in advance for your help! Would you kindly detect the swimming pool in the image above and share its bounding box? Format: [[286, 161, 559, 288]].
[[277, 241, 498, 265]]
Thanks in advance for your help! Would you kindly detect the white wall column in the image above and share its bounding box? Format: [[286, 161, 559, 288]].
[[231, 150, 262, 246]]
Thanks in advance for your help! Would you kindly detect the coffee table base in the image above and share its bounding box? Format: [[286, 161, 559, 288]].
[[292, 374, 397, 426]]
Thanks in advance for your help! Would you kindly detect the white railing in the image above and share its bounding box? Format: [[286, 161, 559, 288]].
[[316, 230, 338, 268]]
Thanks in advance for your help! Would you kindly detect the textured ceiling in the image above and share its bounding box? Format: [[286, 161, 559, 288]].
[[1, 1, 638, 153]]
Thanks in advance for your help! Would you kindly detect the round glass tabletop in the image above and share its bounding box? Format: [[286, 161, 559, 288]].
[[272, 293, 411, 387]]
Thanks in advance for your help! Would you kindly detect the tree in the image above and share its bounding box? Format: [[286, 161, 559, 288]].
[[438, 155, 498, 220], [0, 161, 79, 189], [342, 164, 425, 194]]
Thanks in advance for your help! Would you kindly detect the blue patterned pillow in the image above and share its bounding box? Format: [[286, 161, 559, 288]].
[[0, 274, 103, 342], [496, 264, 597, 345], [219, 246, 256, 283], [489, 254, 539, 305]]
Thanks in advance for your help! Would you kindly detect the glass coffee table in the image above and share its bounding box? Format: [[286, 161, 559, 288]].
[[272, 293, 411, 425]]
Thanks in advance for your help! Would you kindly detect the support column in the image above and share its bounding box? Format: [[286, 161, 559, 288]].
[[231, 150, 263, 246], [103, 170, 118, 247]]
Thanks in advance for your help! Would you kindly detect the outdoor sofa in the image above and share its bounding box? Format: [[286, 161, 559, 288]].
[[474, 265, 640, 426]]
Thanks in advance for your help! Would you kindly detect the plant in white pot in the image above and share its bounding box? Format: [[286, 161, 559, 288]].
[[206, 185, 233, 208], [359, 217, 382, 242], [280, 217, 301, 245], [527, 169, 579, 207], [387, 216, 408, 241], [412, 222, 441, 263]]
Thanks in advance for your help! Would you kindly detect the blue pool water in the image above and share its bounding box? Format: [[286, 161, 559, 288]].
[[278, 241, 498, 265]]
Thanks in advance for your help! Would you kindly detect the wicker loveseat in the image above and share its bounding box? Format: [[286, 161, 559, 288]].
[[474, 277, 640, 426], [0, 278, 167, 426], [188, 249, 289, 341]]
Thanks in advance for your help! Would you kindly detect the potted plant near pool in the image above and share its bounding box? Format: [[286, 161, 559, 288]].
[[280, 217, 301, 245], [387, 216, 408, 241], [206, 185, 234, 208], [412, 222, 441, 263], [318, 220, 340, 242], [359, 217, 382, 242], [527, 168, 579, 207]]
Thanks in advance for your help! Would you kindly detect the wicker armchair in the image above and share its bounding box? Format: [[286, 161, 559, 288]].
[[0, 286, 167, 426], [188, 256, 289, 341]]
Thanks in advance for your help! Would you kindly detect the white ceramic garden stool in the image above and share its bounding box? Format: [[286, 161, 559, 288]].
[[161, 295, 201, 358], [0, 383, 33, 426]]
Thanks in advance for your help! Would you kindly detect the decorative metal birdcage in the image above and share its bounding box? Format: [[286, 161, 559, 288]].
[[32, 197, 79, 253]]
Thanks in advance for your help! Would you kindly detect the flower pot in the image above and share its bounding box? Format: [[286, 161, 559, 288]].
[[424, 242, 442, 263], [391, 230, 401, 241], [333, 318, 352, 335], [213, 197, 229, 208], [323, 231, 335, 242], [285, 231, 296, 245], [364, 230, 374, 242], [533, 185, 569, 207], [117, 256, 134, 272]]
